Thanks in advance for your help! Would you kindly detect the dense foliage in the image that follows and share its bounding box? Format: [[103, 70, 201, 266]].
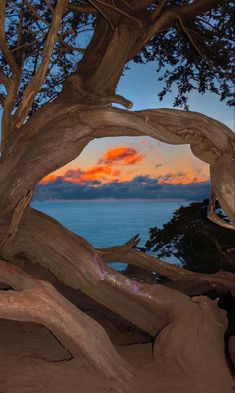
[[137, 1, 235, 108], [145, 200, 235, 273]]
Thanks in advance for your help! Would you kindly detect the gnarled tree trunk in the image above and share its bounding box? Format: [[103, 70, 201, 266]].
[[0, 1, 234, 392]]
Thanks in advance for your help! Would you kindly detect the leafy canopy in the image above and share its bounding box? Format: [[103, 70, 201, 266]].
[[145, 200, 235, 273], [0, 0, 234, 114]]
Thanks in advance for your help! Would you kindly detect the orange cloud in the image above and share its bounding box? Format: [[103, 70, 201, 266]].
[[63, 165, 121, 184], [40, 145, 209, 187], [99, 146, 145, 166], [81, 165, 120, 181]]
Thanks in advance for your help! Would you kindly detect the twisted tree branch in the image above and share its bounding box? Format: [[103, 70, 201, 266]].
[[98, 237, 235, 298]]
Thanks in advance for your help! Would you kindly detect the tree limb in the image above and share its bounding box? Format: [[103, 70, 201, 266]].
[[68, 3, 97, 14], [149, 0, 222, 38], [23, 1, 50, 26], [175, 0, 222, 19], [177, 16, 208, 62], [151, 0, 168, 21], [0, 3, 22, 150], [95, 0, 143, 28], [13, 0, 68, 129], [43, 0, 55, 15], [56, 37, 86, 53], [0, 1, 20, 76], [0, 72, 20, 153], [87, 0, 115, 30], [97, 239, 235, 298], [0, 69, 11, 89]]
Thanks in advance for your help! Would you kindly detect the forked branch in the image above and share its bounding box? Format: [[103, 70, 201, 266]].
[[13, 0, 68, 129]]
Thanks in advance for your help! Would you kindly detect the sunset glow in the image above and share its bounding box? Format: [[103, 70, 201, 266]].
[[41, 141, 210, 188]]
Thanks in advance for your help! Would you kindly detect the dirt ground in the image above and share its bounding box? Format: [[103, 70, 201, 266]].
[[0, 319, 153, 393], [0, 318, 234, 393]]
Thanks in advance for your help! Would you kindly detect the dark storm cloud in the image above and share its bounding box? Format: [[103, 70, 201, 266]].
[[34, 175, 210, 201]]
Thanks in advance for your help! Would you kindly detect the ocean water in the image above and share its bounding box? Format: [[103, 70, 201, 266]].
[[31, 200, 189, 269]]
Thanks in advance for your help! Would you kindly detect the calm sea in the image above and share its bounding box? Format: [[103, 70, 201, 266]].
[[31, 200, 189, 269]]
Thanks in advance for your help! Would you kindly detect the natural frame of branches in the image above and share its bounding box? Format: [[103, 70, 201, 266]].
[[0, 1, 235, 392]]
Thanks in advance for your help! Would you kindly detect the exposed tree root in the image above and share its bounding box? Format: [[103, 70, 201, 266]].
[[1, 216, 234, 392], [3, 207, 195, 336], [0, 259, 132, 384]]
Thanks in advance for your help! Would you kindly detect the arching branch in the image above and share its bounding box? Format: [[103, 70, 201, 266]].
[[81, 107, 234, 224], [3, 107, 234, 229]]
